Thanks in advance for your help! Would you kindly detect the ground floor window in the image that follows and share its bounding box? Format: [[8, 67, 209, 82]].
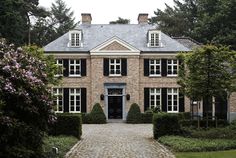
[[149, 88, 161, 109], [53, 88, 63, 112], [69, 88, 81, 112], [167, 88, 178, 112]]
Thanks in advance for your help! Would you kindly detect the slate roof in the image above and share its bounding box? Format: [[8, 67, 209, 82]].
[[173, 37, 200, 50], [44, 24, 190, 52]]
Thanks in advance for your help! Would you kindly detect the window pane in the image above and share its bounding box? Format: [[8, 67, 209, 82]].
[[168, 106, 172, 111], [174, 106, 177, 111], [71, 106, 74, 111]]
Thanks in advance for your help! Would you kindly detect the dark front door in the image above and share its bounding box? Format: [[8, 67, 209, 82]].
[[108, 96, 122, 119]]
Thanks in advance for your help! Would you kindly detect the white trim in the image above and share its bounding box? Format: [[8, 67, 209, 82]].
[[69, 88, 81, 113], [90, 36, 140, 55], [149, 59, 161, 76], [69, 30, 82, 47], [53, 88, 64, 113], [54, 59, 63, 77], [149, 88, 162, 109], [167, 59, 178, 76], [167, 88, 179, 113], [69, 59, 81, 77], [109, 59, 121, 76], [148, 30, 162, 47]]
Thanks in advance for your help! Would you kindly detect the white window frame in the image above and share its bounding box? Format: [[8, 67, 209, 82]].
[[167, 88, 179, 113], [167, 59, 178, 77], [148, 30, 161, 47], [109, 59, 121, 76], [55, 59, 63, 77], [69, 88, 81, 113], [149, 59, 161, 76], [53, 88, 64, 113], [69, 31, 82, 47], [69, 59, 81, 77], [150, 88, 161, 109]]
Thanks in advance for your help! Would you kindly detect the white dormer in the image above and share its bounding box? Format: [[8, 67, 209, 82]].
[[147, 30, 162, 47], [69, 30, 82, 47]]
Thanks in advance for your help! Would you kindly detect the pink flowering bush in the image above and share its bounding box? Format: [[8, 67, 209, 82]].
[[0, 38, 59, 158]]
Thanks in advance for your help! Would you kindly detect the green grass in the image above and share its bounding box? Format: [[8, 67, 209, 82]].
[[176, 150, 236, 158], [158, 136, 236, 152], [43, 135, 78, 158]]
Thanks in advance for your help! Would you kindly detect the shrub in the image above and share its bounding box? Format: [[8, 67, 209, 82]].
[[50, 113, 82, 139], [153, 113, 180, 139], [89, 103, 106, 124], [177, 112, 191, 120], [126, 103, 142, 123], [179, 119, 228, 128], [81, 113, 92, 124], [141, 110, 153, 123]]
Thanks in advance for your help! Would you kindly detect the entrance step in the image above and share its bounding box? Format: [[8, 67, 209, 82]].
[[107, 119, 125, 123]]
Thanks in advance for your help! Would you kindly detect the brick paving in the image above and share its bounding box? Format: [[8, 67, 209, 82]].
[[65, 123, 175, 158]]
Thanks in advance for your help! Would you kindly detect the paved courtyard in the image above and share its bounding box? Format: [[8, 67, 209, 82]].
[[66, 123, 175, 158]]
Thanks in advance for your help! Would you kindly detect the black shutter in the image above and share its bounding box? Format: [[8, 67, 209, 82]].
[[179, 91, 185, 112], [121, 58, 127, 76], [103, 58, 109, 76], [81, 59, 86, 76], [144, 59, 149, 76], [63, 59, 69, 77], [161, 59, 167, 77], [81, 88, 87, 113], [144, 88, 150, 111], [63, 88, 69, 112], [161, 88, 167, 112]]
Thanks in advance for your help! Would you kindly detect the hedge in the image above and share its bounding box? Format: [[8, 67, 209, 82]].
[[153, 113, 180, 139], [179, 119, 229, 128], [126, 103, 142, 123], [141, 110, 153, 123], [49, 113, 82, 139]]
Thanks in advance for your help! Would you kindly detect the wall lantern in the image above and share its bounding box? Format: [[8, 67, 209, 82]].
[[100, 94, 104, 100], [126, 94, 130, 100]]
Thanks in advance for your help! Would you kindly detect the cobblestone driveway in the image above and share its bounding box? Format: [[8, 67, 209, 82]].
[[65, 123, 175, 158]]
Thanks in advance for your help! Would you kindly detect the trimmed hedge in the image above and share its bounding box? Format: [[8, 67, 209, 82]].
[[89, 103, 106, 124], [49, 113, 82, 139], [126, 103, 142, 123], [153, 113, 180, 139], [179, 119, 229, 128], [141, 110, 153, 123]]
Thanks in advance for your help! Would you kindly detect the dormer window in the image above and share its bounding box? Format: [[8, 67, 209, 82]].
[[69, 31, 82, 47], [148, 31, 161, 47]]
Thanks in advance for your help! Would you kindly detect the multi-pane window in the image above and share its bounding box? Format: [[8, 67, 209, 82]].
[[69, 60, 81, 76], [149, 59, 161, 76], [55, 59, 63, 76], [71, 33, 80, 47], [167, 59, 178, 76], [167, 88, 178, 112], [69, 88, 81, 112], [53, 88, 63, 112], [150, 88, 161, 108], [150, 33, 159, 47], [109, 59, 121, 76]]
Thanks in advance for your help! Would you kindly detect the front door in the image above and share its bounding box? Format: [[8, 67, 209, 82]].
[[108, 96, 122, 119]]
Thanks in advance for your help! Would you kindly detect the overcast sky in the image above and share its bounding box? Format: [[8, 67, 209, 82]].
[[39, 0, 174, 24]]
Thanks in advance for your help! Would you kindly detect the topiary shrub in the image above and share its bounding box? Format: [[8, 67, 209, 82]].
[[89, 103, 106, 124], [49, 113, 82, 139], [81, 113, 92, 124], [153, 113, 180, 139], [126, 103, 142, 123]]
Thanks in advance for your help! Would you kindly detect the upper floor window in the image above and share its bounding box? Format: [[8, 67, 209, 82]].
[[148, 31, 161, 47], [150, 88, 161, 109], [167, 59, 178, 76], [149, 59, 161, 76], [53, 88, 63, 112], [69, 88, 81, 112], [109, 59, 121, 76], [167, 88, 178, 112], [55, 59, 63, 76], [69, 31, 82, 47], [69, 59, 81, 77]]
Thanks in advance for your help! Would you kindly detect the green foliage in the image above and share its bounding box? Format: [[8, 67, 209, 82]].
[[179, 119, 229, 128], [141, 110, 153, 123], [89, 103, 106, 124], [176, 150, 236, 158], [81, 113, 92, 124], [153, 113, 180, 139], [49, 113, 82, 139], [126, 103, 142, 123], [109, 17, 130, 24], [43, 136, 78, 158], [159, 136, 236, 152]]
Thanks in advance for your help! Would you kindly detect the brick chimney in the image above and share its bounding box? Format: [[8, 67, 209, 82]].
[[138, 13, 148, 24], [81, 13, 92, 24]]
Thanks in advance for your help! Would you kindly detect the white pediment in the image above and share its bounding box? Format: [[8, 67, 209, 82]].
[[90, 36, 140, 56]]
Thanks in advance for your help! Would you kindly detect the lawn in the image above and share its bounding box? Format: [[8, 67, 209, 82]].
[[43, 135, 78, 158], [176, 150, 236, 158]]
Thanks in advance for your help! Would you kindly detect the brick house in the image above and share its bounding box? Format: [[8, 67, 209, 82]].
[[44, 13, 236, 121]]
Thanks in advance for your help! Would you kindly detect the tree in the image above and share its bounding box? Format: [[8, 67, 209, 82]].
[[110, 17, 130, 24], [0, 38, 58, 157], [177, 45, 236, 127]]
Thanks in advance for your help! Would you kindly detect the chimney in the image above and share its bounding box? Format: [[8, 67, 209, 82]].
[[81, 13, 92, 24], [138, 13, 148, 24]]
